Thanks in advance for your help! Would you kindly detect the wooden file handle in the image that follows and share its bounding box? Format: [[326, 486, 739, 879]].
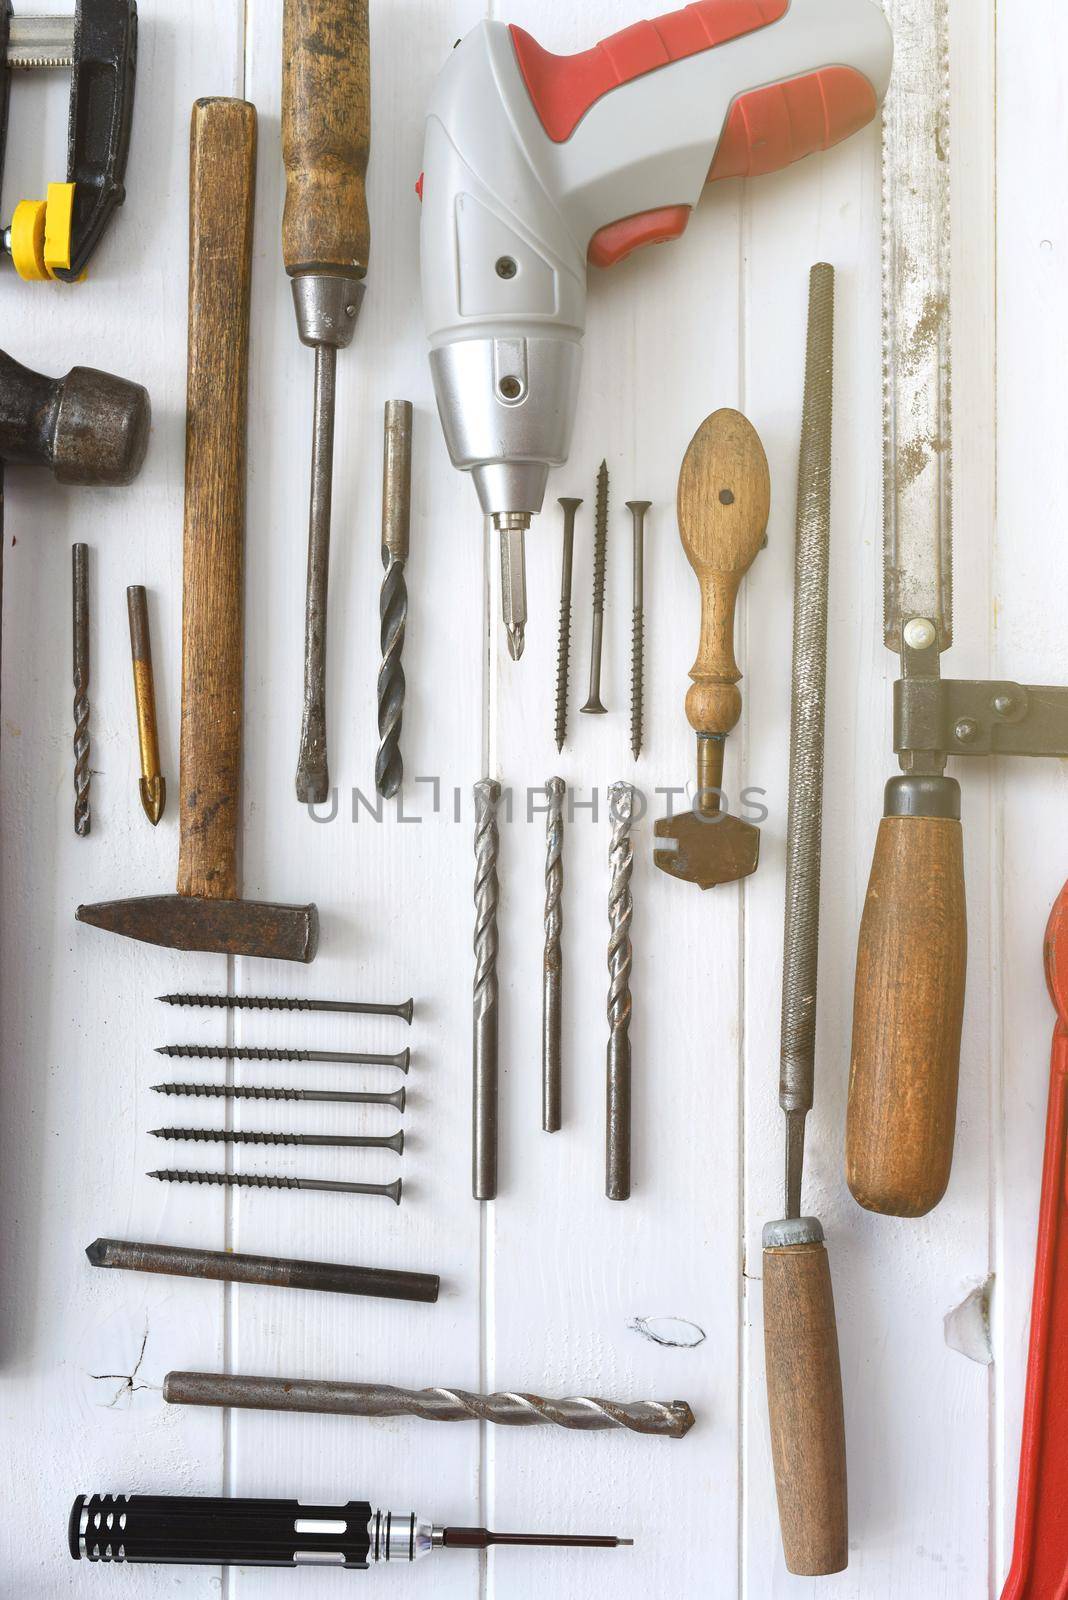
[[177, 99, 257, 903], [763, 1239, 848, 1576], [282, 0, 371, 277], [847, 812, 967, 1216], [675, 408, 770, 738]]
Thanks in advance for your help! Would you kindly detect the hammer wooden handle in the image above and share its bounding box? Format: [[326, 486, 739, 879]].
[[282, 0, 370, 277], [676, 408, 770, 738], [177, 99, 257, 903], [847, 813, 967, 1216], [763, 1240, 848, 1576]]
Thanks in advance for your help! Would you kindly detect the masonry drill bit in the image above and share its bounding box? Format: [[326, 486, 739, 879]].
[[542, 777, 565, 1133], [150, 1127, 404, 1155], [554, 498, 580, 749], [159, 992, 414, 1022], [581, 461, 609, 714], [152, 1081, 406, 1112], [163, 1372, 696, 1438], [127, 585, 165, 824], [150, 1170, 402, 1204], [627, 501, 650, 760], [375, 399, 412, 798], [72, 542, 90, 835], [472, 778, 501, 1200], [606, 781, 635, 1201], [156, 1043, 410, 1072]]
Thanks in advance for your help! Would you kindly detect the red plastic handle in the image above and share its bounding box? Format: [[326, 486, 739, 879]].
[[1001, 888, 1068, 1599]]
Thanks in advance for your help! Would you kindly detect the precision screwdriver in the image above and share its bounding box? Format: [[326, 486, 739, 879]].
[[285, 0, 371, 803], [70, 1493, 633, 1570]]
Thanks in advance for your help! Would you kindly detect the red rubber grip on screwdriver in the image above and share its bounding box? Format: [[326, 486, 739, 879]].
[[1001, 885, 1068, 1598]]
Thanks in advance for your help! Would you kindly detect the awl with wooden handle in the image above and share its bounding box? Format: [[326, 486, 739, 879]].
[[653, 408, 768, 889], [285, 0, 371, 803], [763, 264, 847, 1578]]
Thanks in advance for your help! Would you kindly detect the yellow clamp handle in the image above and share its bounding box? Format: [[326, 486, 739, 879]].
[[9, 183, 77, 281]]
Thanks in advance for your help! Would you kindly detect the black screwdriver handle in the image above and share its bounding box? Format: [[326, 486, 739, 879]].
[[70, 1494, 373, 1569]]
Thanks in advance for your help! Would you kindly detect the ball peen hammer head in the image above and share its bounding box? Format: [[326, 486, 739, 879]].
[[76, 894, 319, 963], [653, 809, 760, 891], [0, 352, 150, 485]]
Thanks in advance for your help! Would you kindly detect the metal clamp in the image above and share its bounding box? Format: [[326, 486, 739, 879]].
[[895, 678, 1068, 760]]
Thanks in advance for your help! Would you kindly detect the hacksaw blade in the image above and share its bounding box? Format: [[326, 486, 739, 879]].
[[881, 0, 953, 650]]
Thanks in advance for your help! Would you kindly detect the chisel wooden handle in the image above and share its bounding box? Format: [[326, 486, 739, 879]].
[[762, 1230, 848, 1576], [676, 408, 770, 740], [282, 0, 370, 278], [847, 779, 967, 1217], [177, 99, 257, 903]]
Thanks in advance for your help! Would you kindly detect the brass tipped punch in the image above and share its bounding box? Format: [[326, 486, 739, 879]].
[[127, 585, 165, 824]]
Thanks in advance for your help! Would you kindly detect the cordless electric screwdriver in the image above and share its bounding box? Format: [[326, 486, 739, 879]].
[[420, 0, 893, 658]]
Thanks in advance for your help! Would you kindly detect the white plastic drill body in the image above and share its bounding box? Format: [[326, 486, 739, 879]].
[[421, 0, 891, 655]]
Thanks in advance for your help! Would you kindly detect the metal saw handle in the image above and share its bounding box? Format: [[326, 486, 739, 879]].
[[846, 779, 967, 1217], [282, 0, 370, 278]]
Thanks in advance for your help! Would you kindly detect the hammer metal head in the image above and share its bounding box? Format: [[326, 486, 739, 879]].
[[76, 895, 319, 963], [653, 810, 760, 891]]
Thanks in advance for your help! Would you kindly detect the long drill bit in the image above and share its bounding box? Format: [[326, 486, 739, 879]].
[[554, 498, 580, 749], [127, 585, 166, 824], [149, 1170, 402, 1204], [159, 992, 414, 1022], [72, 542, 90, 835], [472, 778, 501, 1199], [542, 777, 565, 1132], [627, 500, 650, 760], [152, 1082, 406, 1112], [155, 1043, 410, 1072], [606, 781, 635, 1200], [376, 399, 412, 798], [163, 1372, 696, 1438], [150, 1127, 404, 1155], [581, 461, 609, 713]]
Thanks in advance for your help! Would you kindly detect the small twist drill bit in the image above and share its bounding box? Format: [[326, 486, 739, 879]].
[[155, 1043, 410, 1072], [627, 501, 650, 761], [581, 461, 609, 714], [376, 400, 412, 798], [554, 499, 580, 749], [606, 781, 635, 1201], [127, 585, 165, 824], [152, 1081, 406, 1111], [162, 1372, 695, 1438], [159, 992, 414, 1022], [72, 543, 90, 835], [472, 778, 501, 1200], [542, 777, 565, 1133], [150, 1127, 404, 1155], [149, 1170, 402, 1204]]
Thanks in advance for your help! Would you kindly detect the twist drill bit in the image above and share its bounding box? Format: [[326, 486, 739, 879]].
[[581, 461, 609, 714], [606, 781, 635, 1201], [149, 1170, 402, 1204], [627, 501, 650, 761], [127, 585, 165, 824], [152, 1081, 406, 1111], [163, 1372, 696, 1438], [554, 498, 580, 750], [150, 1127, 404, 1155], [156, 1043, 410, 1072], [159, 992, 414, 1022], [376, 399, 412, 798], [472, 778, 501, 1200], [542, 777, 565, 1133], [72, 543, 90, 835]]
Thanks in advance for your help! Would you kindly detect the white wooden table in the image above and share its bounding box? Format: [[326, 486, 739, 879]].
[[0, 1, 1060, 1594]]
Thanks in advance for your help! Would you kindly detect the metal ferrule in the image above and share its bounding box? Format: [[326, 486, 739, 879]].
[[762, 1216, 825, 1250], [368, 1510, 435, 1563], [291, 275, 366, 351]]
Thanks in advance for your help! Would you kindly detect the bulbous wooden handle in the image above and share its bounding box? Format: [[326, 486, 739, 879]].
[[847, 815, 967, 1216], [282, 0, 370, 277], [763, 1240, 848, 1577], [676, 408, 770, 737]]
